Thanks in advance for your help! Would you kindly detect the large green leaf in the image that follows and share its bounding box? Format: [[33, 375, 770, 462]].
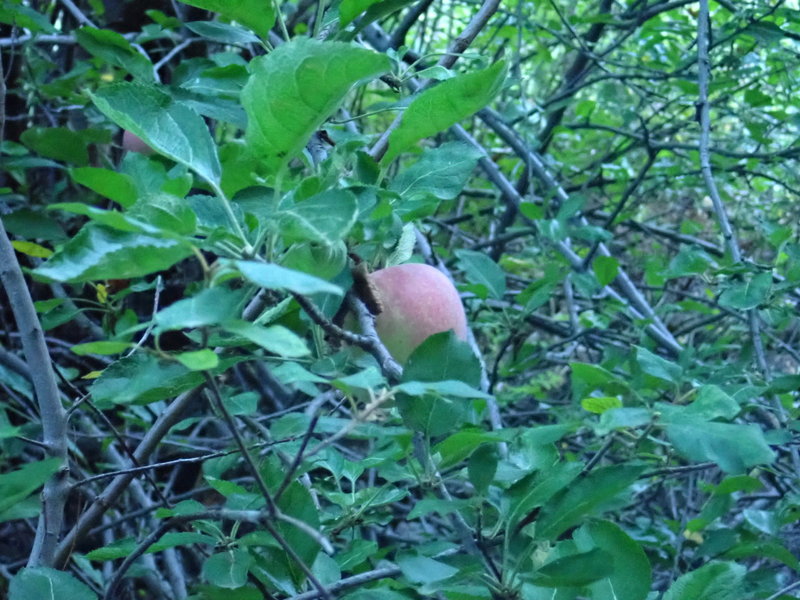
[[634, 346, 682, 383], [339, 0, 383, 26], [20, 127, 109, 166], [178, 0, 275, 37], [71, 167, 138, 208], [90, 82, 221, 184], [662, 562, 746, 600], [279, 190, 358, 245], [155, 287, 248, 332], [0, 1, 57, 33], [657, 385, 740, 423], [0, 458, 61, 522], [396, 331, 481, 436], [665, 422, 775, 473], [33, 225, 191, 283], [90, 353, 203, 407], [233, 260, 343, 296], [573, 520, 652, 600], [718, 272, 772, 310], [223, 320, 310, 358], [383, 60, 506, 164], [390, 141, 483, 218], [535, 463, 647, 541], [242, 38, 390, 174], [455, 249, 506, 300], [75, 27, 154, 81], [505, 462, 583, 535], [530, 548, 614, 587], [203, 549, 253, 589], [397, 554, 459, 584], [9, 567, 97, 600]]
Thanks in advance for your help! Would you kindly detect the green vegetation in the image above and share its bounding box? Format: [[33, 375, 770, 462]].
[[1, 0, 799, 599]]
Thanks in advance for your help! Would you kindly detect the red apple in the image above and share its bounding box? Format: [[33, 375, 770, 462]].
[[366, 263, 468, 364], [122, 130, 154, 155]]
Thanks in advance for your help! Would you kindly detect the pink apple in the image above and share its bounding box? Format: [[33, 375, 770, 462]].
[[367, 263, 468, 364], [122, 130, 154, 155]]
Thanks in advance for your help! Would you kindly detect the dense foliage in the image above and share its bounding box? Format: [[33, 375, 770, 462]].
[[1, 0, 799, 598]]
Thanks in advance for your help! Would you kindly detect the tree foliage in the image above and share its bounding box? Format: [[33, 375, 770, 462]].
[[1, 0, 799, 599]]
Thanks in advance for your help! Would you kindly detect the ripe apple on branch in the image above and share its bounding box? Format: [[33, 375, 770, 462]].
[[355, 263, 468, 365]]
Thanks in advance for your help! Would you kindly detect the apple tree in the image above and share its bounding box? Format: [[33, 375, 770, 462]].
[[1, 0, 799, 599]]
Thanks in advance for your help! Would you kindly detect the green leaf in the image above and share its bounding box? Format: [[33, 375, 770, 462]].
[[455, 249, 506, 300], [506, 463, 583, 535], [155, 287, 248, 332], [531, 548, 614, 587], [185, 21, 261, 45], [71, 341, 132, 356], [75, 27, 154, 81], [0, 1, 57, 33], [333, 367, 386, 392], [665, 422, 775, 474], [178, 0, 276, 37], [383, 61, 507, 164], [403, 330, 480, 387], [242, 38, 390, 173], [573, 520, 652, 600], [223, 320, 310, 358], [397, 331, 481, 436], [535, 463, 647, 540], [718, 272, 772, 310], [581, 396, 622, 414], [339, 0, 383, 26], [33, 225, 191, 283], [2, 208, 66, 242], [49, 203, 150, 234], [233, 260, 343, 296], [468, 444, 498, 494], [87, 532, 216, 560], [85, 538, 136, 560], [389, 141, 483, 214], [665, 245, 716, 278], [407, 497, 473, 520], [175, 349, 220, 370], [20, 127, 102, 166], [634, 346, 682, 383], [592, 255, 619, 286], [90, 353, 203, 407], [658, 385, 740, 423], [0, 458, 61, 521], [596, 408, 651, 434], [279, 190, 358, 245], [90, 82, 221, 184], [345, 0, 417, 37], [394, 379, 492, 399], [129, 192, 197, 236], [341, 591, 410, 600], [71, 167, 138, 208], [397, 554, 459, 584], [276, 481, 323, 573], [433, 428, 513, 469], [662, 562, 746, 600], [203, 549, 253, 589], [280, 241, 348, 280], [571, 362, 631, 399], [9, 567, 98, 600]]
